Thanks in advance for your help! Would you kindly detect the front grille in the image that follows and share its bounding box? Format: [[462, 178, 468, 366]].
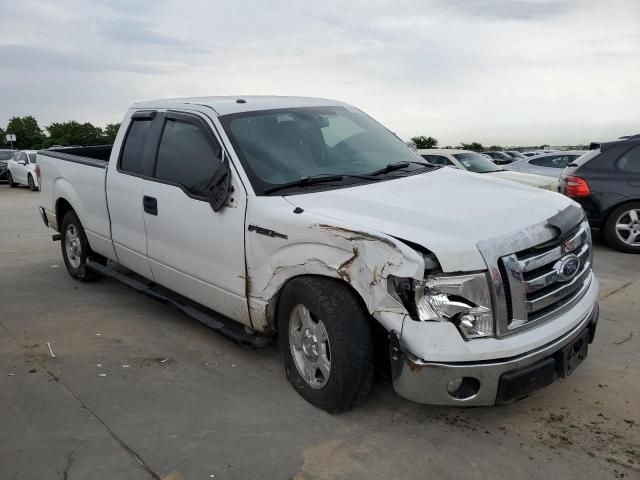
[[498, 222, 593, 334]]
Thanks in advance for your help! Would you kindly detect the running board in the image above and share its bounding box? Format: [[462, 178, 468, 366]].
[[86, 258, 272, 348]]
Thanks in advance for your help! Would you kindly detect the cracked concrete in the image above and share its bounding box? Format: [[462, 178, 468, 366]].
[[1, 186, 639, 480]]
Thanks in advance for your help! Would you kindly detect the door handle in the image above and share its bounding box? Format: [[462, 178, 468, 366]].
[[143, 196, 158, 215]]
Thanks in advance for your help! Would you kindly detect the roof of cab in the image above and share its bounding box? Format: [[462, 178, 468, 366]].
[[131, 96, 349, 116]]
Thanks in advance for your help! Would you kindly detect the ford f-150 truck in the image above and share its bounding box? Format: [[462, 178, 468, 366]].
[[37, 96, 599, 413]]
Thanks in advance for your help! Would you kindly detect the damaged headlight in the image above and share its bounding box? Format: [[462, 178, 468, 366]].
[[388, 273, 494, 339]]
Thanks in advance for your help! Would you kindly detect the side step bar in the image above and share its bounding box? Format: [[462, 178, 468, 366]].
[[86, 258, 272, 349]]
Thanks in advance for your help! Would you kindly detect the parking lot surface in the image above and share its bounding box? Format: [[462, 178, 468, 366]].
[[1, 185, 639, 480]]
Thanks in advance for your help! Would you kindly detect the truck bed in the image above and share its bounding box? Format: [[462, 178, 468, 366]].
[[39, 145, 113, 169], [38, 145, 115, 260]]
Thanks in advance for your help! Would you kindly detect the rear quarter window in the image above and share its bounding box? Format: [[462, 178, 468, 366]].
[[616, 144, 640, 174], [120, 119, 153, 175]]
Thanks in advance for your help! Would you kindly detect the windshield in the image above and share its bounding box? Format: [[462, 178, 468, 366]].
[[0, 151, 16, 160], [506, 151, 526, 159], [220, 106, 429, 194], [453, 152, 502, 173]]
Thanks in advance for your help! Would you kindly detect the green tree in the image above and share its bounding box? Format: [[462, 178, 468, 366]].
[[5, 116, 45, 149], [45, 121, 105, 147], [488, 145, 504, 151], [103, 123, 121, 144], [0, 127, 5, 146], [460, 142, 484, 152], [411, 135, 438, 149]]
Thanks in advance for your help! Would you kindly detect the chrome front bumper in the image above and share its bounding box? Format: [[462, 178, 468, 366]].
[[391, 303, 599, 406]]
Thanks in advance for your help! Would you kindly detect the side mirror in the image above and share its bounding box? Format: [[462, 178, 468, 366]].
[[19, 160, 27, 165], [206, 152, 232, 212]]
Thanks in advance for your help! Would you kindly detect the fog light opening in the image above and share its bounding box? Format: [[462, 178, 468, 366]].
[[447, 377, 480, 400]]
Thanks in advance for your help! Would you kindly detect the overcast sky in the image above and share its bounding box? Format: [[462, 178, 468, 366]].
[[1, 0, 638, 146]]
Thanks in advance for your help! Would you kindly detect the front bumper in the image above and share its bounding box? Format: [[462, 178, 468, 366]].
[[391, 303, 598, 406]]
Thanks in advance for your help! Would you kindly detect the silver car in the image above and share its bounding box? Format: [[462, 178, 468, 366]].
[[503, 151, 587, 178], [418, 149, 559, 190]]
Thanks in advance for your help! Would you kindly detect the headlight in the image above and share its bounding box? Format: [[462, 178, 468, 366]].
[[388, 273, 494, 339]]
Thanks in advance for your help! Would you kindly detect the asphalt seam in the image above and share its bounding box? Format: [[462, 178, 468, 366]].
[[598, 280, 634, 302], [40, 366, 162, 480]]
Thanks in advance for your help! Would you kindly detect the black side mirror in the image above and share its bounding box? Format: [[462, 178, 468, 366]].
[[206, 153, 232, 212]]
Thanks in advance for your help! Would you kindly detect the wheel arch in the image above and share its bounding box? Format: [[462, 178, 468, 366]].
[[602, 197, 640, 226], [265, 273, 371, 334]]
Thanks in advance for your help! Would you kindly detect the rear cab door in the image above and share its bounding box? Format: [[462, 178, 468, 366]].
[[11, 152, 27, 184], [140, 108, 250, 326], [106, 110, 159, 279]]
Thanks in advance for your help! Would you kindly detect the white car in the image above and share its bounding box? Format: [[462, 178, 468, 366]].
[[8, 150, 39, 190], [418, 149, 560, 190], [503, 151, 588, 178], [38, 96, 598, 412]]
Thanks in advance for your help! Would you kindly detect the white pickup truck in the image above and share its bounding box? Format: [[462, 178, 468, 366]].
[[38, 96, 599, 412]]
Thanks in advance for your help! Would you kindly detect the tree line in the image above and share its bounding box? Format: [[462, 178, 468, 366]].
[[411, 136, 508, 152], [0, 116, 120, 150], [409, 135, 585, 152]]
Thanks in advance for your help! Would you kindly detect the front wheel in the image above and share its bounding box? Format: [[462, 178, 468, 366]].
[[278, 277, 374, 413], [7, 172, 17, 188], [604, 202, 640, 253], [60, 211, 102, 281], [28, 174, 38, 191]]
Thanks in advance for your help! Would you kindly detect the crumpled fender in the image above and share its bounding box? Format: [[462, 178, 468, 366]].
[[245, 197, 423, 333]]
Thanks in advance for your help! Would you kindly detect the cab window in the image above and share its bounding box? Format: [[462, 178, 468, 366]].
[[120, 119, 153, 175], [154, 118, 222, 197]]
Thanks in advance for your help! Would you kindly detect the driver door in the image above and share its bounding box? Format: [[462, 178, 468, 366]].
[[141, 111, 250, 325], [12, 152, 28, 184]]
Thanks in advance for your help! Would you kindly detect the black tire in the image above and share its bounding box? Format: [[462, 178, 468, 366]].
[[277, 276, 374, 413], [28, 174, 38, 191], [603, 201, 640, 254], [7, 172, 17, 188], [60, 210, 102, 281]]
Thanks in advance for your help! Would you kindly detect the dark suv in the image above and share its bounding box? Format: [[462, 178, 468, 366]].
[[560, 135, 640, 253]]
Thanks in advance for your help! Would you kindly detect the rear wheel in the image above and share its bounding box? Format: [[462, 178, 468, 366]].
[[7, 172, 17, 188], [28, 174, 38, 191], [278, 276, 374, 413], [604, 202, 640, 253], [60, 211, 102, 281]]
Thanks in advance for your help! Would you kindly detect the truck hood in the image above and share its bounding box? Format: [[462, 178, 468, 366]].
[[488, 170, 559, 190], [287, 167, 575, 272]]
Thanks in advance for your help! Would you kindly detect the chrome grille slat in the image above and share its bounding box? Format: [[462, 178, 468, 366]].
[[525, 263, 591, 312], [524, 243, 590, 294], [497, 221, 593, 335], [515, 227, 588, 273]]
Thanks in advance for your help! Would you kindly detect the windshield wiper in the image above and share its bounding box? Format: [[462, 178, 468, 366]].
[[263, 175, 346, 194], [263, 172, 389, 195], [369, 161, 431, 176]]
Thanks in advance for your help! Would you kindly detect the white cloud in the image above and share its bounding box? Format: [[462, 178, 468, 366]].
[[0, 0, 638, 145]]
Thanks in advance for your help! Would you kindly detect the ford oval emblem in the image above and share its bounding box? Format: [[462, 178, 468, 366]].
[[555, 254, 581, 282]]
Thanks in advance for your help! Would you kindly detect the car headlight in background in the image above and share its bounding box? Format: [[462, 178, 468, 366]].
[[388, 273, 494, 339]]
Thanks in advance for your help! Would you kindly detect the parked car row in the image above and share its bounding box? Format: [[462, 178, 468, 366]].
[[420, 142, 639, 254], [419, 149, 559, 190], [0, 148, 40, 190]]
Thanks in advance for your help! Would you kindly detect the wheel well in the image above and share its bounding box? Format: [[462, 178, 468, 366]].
[[55, 198, 74, 230], [266, 274, 374, 333], [603, 199, 640, 228], [266, 273, 391, 377]]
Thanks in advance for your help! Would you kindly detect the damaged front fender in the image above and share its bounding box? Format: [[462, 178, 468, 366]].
[[244, 197, 424, 333]]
